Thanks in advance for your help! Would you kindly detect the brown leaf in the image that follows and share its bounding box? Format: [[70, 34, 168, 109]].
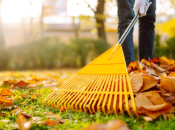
[[140, 103, 173, 119], [150, 63, 165, 73], [2, 79, 17, 87], [128, 61, 139, 73], [0, 89, 13, 96], [139, 75, 158, 92], [40, 119, 56, 126], [144, 91, 166, 105], [160, 65, 175, 71], [12, 81, 29, 89], [168, 72, 175, 77], [135, 94, 173, 119], [149, 58, 160, 63], [20, 94, 29, 98], [82, 120, 130, 130], [0, 95, 13, 107], [160, 77, 175, 92], [16, 114, 32, 130], [130, 72, 143, 94]]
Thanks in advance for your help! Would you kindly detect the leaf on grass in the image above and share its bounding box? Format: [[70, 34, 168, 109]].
[[140, 103, 173, 119], [31, 95, 37, 100], [16, 114, 32, 130], [0, 89, 13, 96], [130, 72, 143, 94], [82, 120, 130, 130], [40, 119, 56, 126], [139, 75, 158, 92], [12, 81, 29, 89], [143, 116, 153, 122], [135, 94, 173, 119], [0, 95, 13, 107], [20, 94, 29, 98], [2, 79, 17, 87], [160, 77, 175, 92]]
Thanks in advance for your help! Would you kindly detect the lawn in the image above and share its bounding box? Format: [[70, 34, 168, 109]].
[[0, 71, 175, 130]]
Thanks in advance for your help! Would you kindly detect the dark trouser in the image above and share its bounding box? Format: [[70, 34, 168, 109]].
[[117, 0, 156, 66]]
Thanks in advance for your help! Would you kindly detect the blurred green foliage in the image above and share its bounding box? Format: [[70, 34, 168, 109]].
[[0, 37, 110, 70], [1, 35, 175, 70]]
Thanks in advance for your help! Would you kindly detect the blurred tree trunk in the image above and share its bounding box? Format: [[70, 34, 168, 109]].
[[0, 0, 5, 46], [40, 0, 44, 38], [95, 0, 106, 41]]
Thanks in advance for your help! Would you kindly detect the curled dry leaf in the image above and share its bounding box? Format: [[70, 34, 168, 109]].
[[160, 65, 175, 71], [16, 114, 32, 130], [144, 91, 165, 105], [130, 72, 143, 94], [140, 103, 173, 119], [82, 120, 130, 130], [12, 80, 29, 89], [139, 75, 158, 92], [135, 94, 173, 119], [0, 95, 13, 107], [160, 77, 175, 92], [150, 63, 165, 73], [0, 89, 13, 96]]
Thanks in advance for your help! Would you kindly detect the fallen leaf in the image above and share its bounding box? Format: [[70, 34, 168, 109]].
[[140, 103, 173, 119], [159, 57, 171, 65], [139, 75, 158, 92], [149, 57, 160, 63], [0, 89, 13, 96], [160, 77, 175, 92], [82, 120, 130, 130], [168, 72, 175, 77], [144, 91, 166, 105], [0, 95, 13, 107], [12, 80, 29, 89], [135, 94, 173, 119], [160, 65, 175, 71], [40, 119, 56, 126], [31, 95, 37, 100], [16, 114, 32, 130], [130, 72, 143, 94], [20, 94, 29, 98], [143, 116, 153, 122], [128, 61, 139, 73]]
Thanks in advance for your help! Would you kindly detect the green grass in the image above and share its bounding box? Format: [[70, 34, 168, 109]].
[[0, 88, 175, 130]]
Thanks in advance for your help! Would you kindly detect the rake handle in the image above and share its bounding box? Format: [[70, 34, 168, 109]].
[[118, 14, 139, 46], [108, 14, 139, 60]]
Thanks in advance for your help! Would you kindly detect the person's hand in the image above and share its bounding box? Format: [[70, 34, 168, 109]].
[[134, 0, 152, 17]]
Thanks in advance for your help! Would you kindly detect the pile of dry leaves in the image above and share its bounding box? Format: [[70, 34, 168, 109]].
[[128, 56, 175, 120]]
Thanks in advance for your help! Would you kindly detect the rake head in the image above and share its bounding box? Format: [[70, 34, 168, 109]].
[[42, 44, 138, 117]]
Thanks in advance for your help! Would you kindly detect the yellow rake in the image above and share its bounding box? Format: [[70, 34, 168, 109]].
[[42, 14, 141, 117]]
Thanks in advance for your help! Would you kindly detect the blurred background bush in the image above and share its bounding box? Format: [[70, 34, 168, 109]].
[[0, 0, 174, 70]]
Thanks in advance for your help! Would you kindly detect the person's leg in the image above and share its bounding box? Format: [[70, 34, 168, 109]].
[[117, 0, 135, 66], [138, 0, 156, 61]]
